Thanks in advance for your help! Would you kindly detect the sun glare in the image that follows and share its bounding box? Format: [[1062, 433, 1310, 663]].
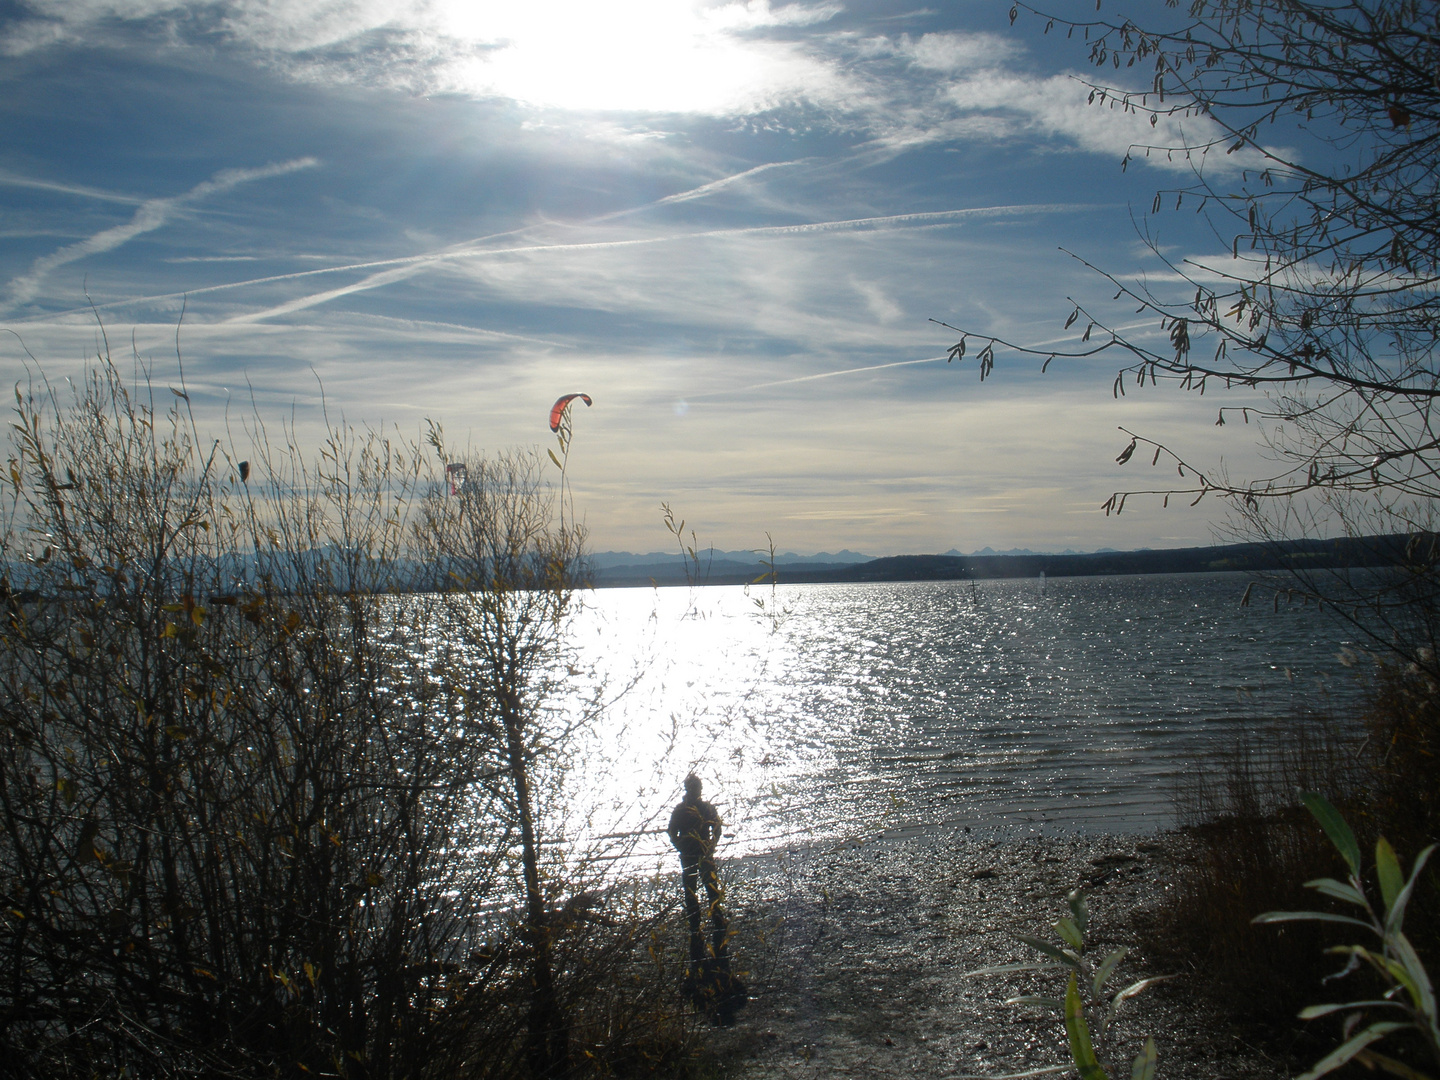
[[434, 0, 820, 114]]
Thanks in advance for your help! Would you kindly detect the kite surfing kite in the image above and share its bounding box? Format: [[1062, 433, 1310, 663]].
[[445, 462, 467, 496], [548, 393, 592, 432]]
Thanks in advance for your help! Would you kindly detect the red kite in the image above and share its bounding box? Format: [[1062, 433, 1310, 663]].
[[548, 393, 593, 432]]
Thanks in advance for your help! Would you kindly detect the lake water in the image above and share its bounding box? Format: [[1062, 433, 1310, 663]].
[[557, 573, 1371, 867]]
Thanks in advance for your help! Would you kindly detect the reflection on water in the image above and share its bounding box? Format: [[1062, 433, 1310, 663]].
[[559, 573, 1368, 865]]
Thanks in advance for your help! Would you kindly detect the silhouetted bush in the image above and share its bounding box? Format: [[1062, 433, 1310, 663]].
[[1153, 665, 1440, 1034], [0, 359, 698, 1078]]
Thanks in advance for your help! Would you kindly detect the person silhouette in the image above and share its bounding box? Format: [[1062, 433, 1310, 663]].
[[668, 773, 724, 963], [667, 774, 745, 1024]]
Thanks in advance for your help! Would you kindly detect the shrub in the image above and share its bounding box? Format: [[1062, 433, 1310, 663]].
[[1154, 666, 1439, 1031], [0, 357, 693, 1078]]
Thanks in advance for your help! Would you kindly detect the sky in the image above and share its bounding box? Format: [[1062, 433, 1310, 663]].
[[0, 0, 1285, 556]]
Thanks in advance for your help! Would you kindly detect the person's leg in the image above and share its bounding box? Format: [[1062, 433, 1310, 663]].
[[681, 856, 704, 964], [700, 855, 727, 954]]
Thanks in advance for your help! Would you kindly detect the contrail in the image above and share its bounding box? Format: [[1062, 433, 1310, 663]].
[[22, 227, 535, 322], [233, 203, 1083, 322], [224, 263, 429, 324], [21, 187, 1085, 323], [3, 158, 319, 311], [16, 161, 807, 321], [0, 170, 144, 206], [635, 160, 805, 211], [689, 355, 951, 399]]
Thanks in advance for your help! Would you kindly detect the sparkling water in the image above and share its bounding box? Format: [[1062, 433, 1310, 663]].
[[559, 573, 1370, 866]]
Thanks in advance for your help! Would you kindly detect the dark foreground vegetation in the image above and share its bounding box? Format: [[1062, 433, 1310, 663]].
[[1151, 666, 1440, 1051], [0, 363, 706, 1079]]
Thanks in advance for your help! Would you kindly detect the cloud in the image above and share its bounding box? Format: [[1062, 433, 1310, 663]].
[[2, 2, 1249, 172], [0, 170, 144, 205], [435, 4, 852, 114], [7, 0, 856, 115], [900, 30, 1020, 72], [941, 71, 1246, 172], [3, 158, 319, 311]]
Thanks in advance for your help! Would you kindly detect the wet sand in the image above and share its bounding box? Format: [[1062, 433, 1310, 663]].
[[705, 829, 1291, 1080]]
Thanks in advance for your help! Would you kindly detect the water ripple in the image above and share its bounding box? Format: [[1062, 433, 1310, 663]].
[[562, 573, 1367, 862]]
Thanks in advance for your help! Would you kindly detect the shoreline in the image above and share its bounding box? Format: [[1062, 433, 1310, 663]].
[[701, 828, 1290, 1080]]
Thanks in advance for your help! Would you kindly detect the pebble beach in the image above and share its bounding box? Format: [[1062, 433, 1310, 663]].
[[706, 829, 1293, 1080]]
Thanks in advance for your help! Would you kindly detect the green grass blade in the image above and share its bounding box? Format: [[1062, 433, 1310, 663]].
[[1130, 1037, 1157, 1080], [1353, 1048, 1439, 1080], [1056, 917, 1084, 951], [1299, 1001, 1406, 1020], [1305, 877, 1368, 907], [1015, 934, 1080, 969], [1093, 947, 1128, 996], [1301, 792, 1361, 878], [1387, 932, 1436, 1024], [1296, 1021, 1406, 1080], [1253, 911, 1375, 932], [1065, 973, 1109, 1080], [1386, 844, 1436, 939], [1376, 837, 1403, 915]]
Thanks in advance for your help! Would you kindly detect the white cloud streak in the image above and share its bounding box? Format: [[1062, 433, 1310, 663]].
[[0, 170, 144, 205], [3, 158, 319, 311], [690, 354, 949, 398]]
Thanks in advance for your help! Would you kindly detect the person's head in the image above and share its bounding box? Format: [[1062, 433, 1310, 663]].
[[684, 773, 702, 799]]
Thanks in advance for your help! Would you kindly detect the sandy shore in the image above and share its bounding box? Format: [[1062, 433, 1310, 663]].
[[701, 828, 1292, 1080]]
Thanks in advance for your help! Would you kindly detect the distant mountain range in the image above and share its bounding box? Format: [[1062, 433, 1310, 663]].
[[587, 548, 875, 570], [587, 535, 1416, 588]]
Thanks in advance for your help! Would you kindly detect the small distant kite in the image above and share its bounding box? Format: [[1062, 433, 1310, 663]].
[[548, 393, 593, 432], [445, 462, 467, 495]]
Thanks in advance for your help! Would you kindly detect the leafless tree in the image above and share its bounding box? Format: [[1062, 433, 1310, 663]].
[[941, 0, 1440, 665], [413, 435, 590, 1078]]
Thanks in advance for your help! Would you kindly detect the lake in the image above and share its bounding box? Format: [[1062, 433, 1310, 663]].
[[557, 573, 1371, 867]]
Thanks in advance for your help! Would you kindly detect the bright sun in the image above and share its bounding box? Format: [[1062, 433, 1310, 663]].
[[433, 0, 825, 114]]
